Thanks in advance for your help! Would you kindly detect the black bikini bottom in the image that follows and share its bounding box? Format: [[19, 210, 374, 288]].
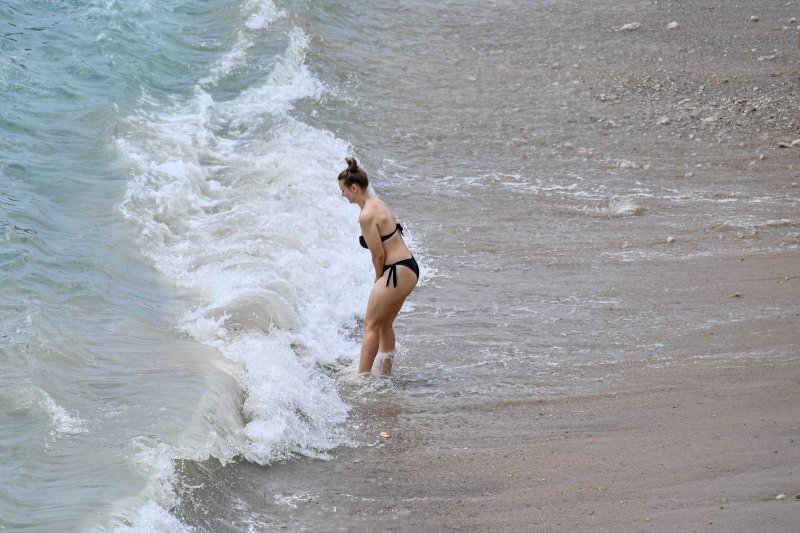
[[382, 256, 419, 288]]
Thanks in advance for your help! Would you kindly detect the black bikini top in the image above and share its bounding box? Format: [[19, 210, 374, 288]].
[[359, 223, 404, 249]]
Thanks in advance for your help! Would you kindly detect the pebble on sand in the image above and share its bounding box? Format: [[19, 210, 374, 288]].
[[379, 432, 390, 438], [750, 16, 759, 22], [667, 21, 679, 30], [618, 22, 640, 31], [775, 493, 786, 500]]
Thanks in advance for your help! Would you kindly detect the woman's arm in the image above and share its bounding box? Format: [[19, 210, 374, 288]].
[[359, 208, 385, 282]]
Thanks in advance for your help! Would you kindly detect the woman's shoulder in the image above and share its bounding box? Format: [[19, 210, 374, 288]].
[[363, 197, 392, 216]]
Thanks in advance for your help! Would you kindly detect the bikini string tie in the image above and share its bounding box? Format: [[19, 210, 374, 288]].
[[385, 264, 398, 288]]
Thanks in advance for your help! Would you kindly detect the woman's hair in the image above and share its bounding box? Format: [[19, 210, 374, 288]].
[[338, 156, 369, 189]]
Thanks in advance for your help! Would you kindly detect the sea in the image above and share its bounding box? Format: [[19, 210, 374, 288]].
[[2, 0, 798, 531]]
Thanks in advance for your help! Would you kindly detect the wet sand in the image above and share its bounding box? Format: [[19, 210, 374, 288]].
[[384, 362, 799, 532], [247, 359, 800, 532], [233, 254, 799, 532], [234, 1, 800, 531]]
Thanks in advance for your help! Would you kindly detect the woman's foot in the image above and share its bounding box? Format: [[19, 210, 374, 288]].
[[377, 351, 394, 374]]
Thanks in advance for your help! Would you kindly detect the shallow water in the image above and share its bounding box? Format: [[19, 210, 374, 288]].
[[317, 0, 800, 395], [172, 1, 798, 527]]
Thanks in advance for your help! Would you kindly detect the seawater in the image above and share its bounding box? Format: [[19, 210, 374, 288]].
[[3, 0, 799, 530], [2, 0, 378, 530]]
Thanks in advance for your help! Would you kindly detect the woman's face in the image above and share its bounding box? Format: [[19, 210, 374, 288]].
[[339, 180, 357, 203]]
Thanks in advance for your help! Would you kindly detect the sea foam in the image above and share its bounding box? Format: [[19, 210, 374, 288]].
[[116, 7, 370, 527]]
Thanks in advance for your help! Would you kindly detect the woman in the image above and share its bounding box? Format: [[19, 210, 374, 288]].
[[338, 156, 419, 374]]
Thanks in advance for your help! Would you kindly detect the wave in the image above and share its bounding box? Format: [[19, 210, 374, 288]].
[[115, 1, 369, 527]]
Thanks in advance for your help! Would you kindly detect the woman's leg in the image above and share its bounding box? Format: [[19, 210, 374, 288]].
[[376, 305, 403, 374], [358, 267, 416, 374], [377, 351, 394, 374], [378, 322, 396, 354]]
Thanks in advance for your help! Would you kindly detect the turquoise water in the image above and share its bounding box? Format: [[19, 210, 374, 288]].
[[2, 1, 369, 529]]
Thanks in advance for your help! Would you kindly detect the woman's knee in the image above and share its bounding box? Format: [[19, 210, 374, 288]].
[[363, 316, 383, 334]]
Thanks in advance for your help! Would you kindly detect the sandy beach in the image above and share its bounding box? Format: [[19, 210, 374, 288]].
[[387, 362, 798, 531], [244, 358, 800, 532], [6, 0, 798, 529], [232, 2, 800, 531], [229, 253, 799, 532]]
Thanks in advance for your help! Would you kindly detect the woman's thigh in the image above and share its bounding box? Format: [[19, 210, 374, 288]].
[[364, 267, 416, 326]]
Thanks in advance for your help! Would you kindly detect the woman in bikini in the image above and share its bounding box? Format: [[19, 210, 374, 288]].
[[338, 157, 419, 374]]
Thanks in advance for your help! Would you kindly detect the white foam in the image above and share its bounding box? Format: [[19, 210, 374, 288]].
[[225, 331, 351, 463], [273, 491, 314, 509], [118, 13, 366, 467], [605, 198, 645, 216], [561, 198, 646, 218], [201, 1, 285, 86], [111, 440, 188, 533], [244, 0, 282, 30], [112, 501, 191, 533], [41, 392, 87, 436], [116, 13, 372, 529]]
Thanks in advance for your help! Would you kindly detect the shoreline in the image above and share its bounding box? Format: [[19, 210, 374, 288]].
[[232, 1, 800, 530], [233, 355, 800, 532]]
